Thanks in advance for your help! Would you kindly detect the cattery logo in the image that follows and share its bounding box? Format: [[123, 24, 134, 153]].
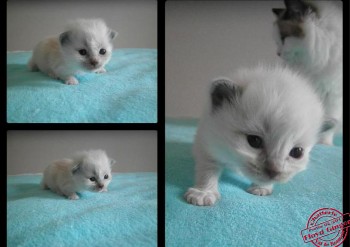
[[301, 208, 350, 247]]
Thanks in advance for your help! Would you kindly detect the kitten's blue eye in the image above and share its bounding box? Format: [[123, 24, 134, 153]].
[[104, 175, 108, 179], [79, 49, 87, 56], [289, 147, 303, 159], [247, 135, 263, 149], [99, 49, 106, 55], [89, 177, 96, 182]]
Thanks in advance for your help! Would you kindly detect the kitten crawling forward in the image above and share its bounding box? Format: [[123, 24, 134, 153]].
[[28, 19, 117, 85], [41, 150, 115, 200], [185, 66, 329, 206]]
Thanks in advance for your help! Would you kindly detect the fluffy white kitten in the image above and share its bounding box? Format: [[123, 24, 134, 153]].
[[272, 0, 342, 145], [185, 65, 326, 206], [41, 149, 115, 200], [28, 19, 117, 85]]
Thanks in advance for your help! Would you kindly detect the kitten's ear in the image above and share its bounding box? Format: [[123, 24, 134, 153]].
[[284, 0, 310, 19], [72, 163, 81, 174], [320, 118, 337, 133], [211, 78, 240, 111], [272, 8, 284, 17], [59, 31, 71, 46], [109, 159, 116, 167], [109, 30, 118, 40]]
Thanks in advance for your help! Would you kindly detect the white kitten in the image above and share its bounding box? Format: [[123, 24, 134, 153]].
[[41, 149, 115, 200], [272, 0, 342, 145], [28, 18, 117, 85], [185, 65, 326, 206]]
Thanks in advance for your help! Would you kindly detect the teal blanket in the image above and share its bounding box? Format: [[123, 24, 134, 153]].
[[165, 119, 343, 247], [7, 49, 157, 123], [7, 172, 157, 247]]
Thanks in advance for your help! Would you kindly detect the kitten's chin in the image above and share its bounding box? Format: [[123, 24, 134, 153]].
[[82, 64, 103, 72], [243, 164, 294, 184]]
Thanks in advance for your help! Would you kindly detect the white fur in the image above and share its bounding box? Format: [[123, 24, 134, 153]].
[[272, 1, 342, 144], [185, 65, 324, 206], [28, 19, 117, 85], [41, 150, 115, 200]]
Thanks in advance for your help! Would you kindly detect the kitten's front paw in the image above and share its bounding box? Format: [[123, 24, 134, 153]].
[[64, 77, 79, 85], [247, 184, 273, 196], [68, 193, 80, 200], [184, 188, 220, 206], [95, 67, 106, 74]]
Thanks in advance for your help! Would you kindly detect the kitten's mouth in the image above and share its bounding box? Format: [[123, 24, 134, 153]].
[[84, 64, 101, 71], [246, 162, 289, 183]]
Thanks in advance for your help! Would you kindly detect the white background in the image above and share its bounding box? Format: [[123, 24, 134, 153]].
[[166, 1, 283, 118]]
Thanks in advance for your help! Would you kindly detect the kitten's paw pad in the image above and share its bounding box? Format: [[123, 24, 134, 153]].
[[64, 77, 79, 85], [95, 68, 106, 74], [247, 185, 272, 196], [184, 188, 220, 206], [68, 194, 80, 200]]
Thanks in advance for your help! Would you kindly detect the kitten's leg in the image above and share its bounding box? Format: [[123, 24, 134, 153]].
[[67, 193, 80, 200], [62, 76, 79, 85], [95, 67, 106, 74], [247, 183, 273, 196], [48, 71, 60, 80], [185, 157, 221, 206], [60, 186, 80, 200]]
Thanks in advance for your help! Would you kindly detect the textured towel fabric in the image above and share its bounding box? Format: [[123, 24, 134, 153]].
[[7, 172, 157, 247], [7, 49, 157, 123], [165, 119, 343, 247]]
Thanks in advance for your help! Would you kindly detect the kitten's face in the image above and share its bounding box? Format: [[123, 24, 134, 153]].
[[209, 67, 323, 185], [72, 151, 114, 192], [59, 20, 116, 72], [272, 0, 318, 66]]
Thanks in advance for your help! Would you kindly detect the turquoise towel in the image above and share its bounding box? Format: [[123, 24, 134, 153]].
[[165, 119, 343, 247], [7, 172, 157, 247], [7, 49, 157, 123]]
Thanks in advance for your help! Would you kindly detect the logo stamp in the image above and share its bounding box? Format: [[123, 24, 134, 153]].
[[301, 208, 350, 247]]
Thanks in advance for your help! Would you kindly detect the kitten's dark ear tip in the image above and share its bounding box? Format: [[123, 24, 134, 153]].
[[272, 8, 284, 16], [321, 118, 338, 133], [59, 31, 71, 45], [211, 78, 239, 111], [72, 163, 81, 174], [109, 30, 118, 40], [109, 159, 116, 166]]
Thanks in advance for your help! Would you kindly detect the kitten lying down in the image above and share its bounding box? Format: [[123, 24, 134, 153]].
[[41, 150, 115, 200], [28, 19, 117, 85], [185, 65, 332, 206]]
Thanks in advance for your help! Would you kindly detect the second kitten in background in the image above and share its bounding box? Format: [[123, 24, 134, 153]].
[[272, 0, 342, 145], [41, 149, 115, 200], [28, 19, 117, 85]]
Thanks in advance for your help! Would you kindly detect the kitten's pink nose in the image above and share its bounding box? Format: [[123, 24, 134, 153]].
[[266, 168, 280, 178], [265, 161, 281, 178], [98, 184, 104, 189], [90, 60, 98, 67]]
